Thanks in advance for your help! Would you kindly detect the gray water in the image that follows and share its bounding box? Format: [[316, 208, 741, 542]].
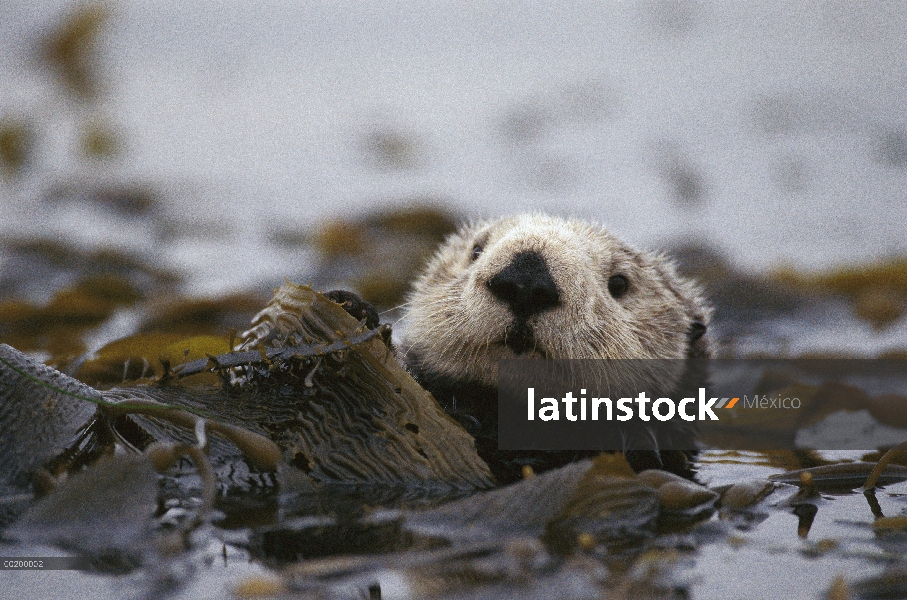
[[1, 1, 906, 299], [2, 5, 907, 596]]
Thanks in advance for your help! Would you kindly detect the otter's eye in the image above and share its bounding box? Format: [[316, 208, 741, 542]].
[[471, 244, 483, 261], [608, 275, 629, 299]]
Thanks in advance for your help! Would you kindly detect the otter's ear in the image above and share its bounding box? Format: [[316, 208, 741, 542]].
[[688, 321, 707, 342], [686, 319, 711, 358], [649, 255, 713, 358], [687, 319, 712, 358]]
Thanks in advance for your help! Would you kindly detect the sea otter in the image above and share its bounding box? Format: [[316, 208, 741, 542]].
[[399, 214, 713, 482]]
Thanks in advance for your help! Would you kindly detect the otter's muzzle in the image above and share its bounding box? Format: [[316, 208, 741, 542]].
[[487, 251, 560, 320]]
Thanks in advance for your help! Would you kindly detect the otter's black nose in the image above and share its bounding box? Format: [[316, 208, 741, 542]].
[[487, 251, 560, 318]]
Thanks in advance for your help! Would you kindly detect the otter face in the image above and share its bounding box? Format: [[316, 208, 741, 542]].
[[402, 214, 711, 388]]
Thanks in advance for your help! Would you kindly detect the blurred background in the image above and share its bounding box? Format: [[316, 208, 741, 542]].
[[1, 1, 906, 367]]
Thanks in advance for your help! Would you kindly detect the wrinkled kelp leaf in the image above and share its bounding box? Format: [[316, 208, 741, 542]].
[[403, 455, 718, 563], [0, 344, 99, 487], [411, 461, 596, 539], [222, 283, 495, 492], [0, 342, 281, 501], [542, 456, 662, 554]]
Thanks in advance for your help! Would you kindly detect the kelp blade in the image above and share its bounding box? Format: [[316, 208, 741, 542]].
[[0, 344, 99, 487]]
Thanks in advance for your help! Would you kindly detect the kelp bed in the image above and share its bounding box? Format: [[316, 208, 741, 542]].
[[3, 8, 907, 595], [3, 286, 907, 599]]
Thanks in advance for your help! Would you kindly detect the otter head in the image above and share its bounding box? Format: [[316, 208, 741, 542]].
[[402, 214, 712, 389]]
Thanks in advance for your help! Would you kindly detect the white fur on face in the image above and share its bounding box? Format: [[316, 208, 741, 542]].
[[402, 214, 709, 387]]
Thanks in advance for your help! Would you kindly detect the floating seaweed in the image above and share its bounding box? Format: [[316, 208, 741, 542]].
[[0, 117, 34, 177], [257, 456, 720, 597], [863, 441, 907, 491], [769, 462, 907, 491], [717, 479, 775, 510], [0, 340, 280, 537], [0, 344, 100, 489], [9, 454, 159, 572], [40, 4, 108, 100], [0, 240, 183, 360], [274, 204, 457, 308], [774, 257, 907, 330], [1, 342, 291, 578], [7, 278, 906, 596], [1, 284, 495, 505]]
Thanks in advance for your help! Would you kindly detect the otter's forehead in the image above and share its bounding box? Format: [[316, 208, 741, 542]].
[[465, 214, 628, 266]]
